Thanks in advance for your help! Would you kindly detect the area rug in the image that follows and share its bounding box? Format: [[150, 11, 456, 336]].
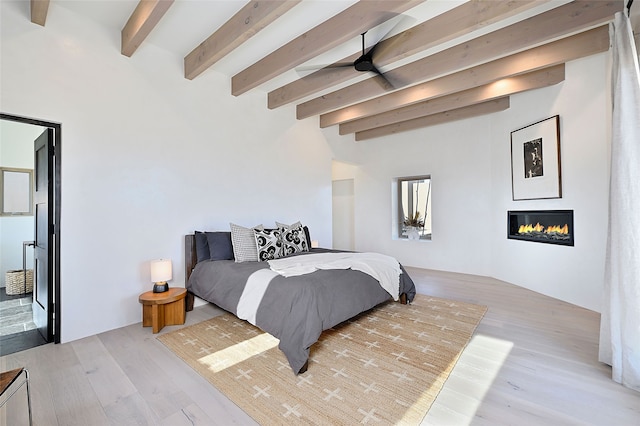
[[158, 294, 487, 424]]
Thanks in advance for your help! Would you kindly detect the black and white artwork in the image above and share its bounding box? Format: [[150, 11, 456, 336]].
[[510, 116, 561, 200], [523, 138, 543, 178]]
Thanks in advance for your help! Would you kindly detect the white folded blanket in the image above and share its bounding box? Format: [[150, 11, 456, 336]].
[[268, 252, 401, 300], [236, 269, 279, 326]]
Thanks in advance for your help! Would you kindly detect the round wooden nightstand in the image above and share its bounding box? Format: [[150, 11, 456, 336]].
[[138, 287, 187, 333]]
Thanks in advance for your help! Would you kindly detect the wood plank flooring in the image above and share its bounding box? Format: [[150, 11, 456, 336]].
[[1, 268, 638, 425]]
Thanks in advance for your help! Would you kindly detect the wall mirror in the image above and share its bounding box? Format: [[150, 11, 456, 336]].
[[0, 167, 33, 216]]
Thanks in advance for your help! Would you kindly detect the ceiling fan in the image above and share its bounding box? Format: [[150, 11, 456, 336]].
[[298, 18, 408, 90], [352, 32, 394, 86]]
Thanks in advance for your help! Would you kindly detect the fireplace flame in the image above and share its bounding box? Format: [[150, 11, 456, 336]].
[[518, 223, 569, 235]]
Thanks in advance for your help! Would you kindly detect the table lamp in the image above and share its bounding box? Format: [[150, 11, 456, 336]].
[[151, 259, 172, 293]]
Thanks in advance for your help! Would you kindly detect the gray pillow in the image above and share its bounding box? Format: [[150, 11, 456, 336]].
[[303, 226, 312, 247], [195, 231, 235, 262], [206, 232, 234, 261], [194, 231, 210, 263]]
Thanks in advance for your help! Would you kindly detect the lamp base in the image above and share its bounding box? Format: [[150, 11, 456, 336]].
[[153, 282, 169, 293]]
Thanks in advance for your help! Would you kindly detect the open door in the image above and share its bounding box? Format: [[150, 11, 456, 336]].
[[33, 129, 54, 342]]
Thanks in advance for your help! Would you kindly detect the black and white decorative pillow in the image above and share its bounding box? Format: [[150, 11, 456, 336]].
[[230, 223, 263, 262], [254, 228, 283, 261], [279, 222, 309, 256]]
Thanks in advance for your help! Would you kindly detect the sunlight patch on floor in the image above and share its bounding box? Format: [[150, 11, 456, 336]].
[[398, 356, 460, 425], [422, 334, 514, 425], [198, 332, 279, 373]]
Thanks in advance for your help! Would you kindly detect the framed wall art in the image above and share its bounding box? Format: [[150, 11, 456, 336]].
[[510, 115, 561, 201], [0, 167, 34, 216]]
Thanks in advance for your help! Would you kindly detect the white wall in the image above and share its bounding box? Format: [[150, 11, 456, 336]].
[[490, 54, 610, 312], [1, 2, 333, 342], [0, 121, 41, 286], [327, 54, 610, 312], [327, 113, 494, 276]]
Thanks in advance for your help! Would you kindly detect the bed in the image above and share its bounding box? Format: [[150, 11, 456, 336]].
[[184, 230, 417, 375]]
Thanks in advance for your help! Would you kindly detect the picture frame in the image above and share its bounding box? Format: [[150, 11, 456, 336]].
[[510, 115, 561, 201], [0, 167, 34, 216]]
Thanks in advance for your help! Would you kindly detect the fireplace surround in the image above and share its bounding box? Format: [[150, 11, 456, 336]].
[[508, 210, 574, 246]]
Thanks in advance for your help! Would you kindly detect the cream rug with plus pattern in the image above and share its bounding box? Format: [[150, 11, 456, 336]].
[[158, 294, 487, 424]]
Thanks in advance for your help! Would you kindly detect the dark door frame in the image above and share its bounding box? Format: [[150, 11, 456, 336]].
[[1, 112, 61, 344]]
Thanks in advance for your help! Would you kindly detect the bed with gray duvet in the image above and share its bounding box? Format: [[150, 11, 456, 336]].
[[185, 233, 416, 375]]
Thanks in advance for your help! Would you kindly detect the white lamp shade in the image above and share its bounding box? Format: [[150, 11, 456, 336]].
[[151, 259, 172, 283]]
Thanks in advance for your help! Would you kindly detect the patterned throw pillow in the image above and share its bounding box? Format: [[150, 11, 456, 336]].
[[276, 221, 312, 247], [280, 222, 309, 256], [254, 228, 283, 261], [230, 223, 263, 262]]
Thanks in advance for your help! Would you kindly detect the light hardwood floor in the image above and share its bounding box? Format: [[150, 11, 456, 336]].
[[1, 268, 638, 425]]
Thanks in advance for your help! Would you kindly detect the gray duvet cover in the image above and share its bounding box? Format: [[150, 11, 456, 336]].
[[187, 248, 416, 374]]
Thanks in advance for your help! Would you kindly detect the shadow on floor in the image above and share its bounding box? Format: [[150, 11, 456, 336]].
[[0, 329, 48, 356]]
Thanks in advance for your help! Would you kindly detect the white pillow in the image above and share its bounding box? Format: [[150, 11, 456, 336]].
[[230, 223, 263, 262], [254, 228, 283, 261], [277, 221, 309, 256]]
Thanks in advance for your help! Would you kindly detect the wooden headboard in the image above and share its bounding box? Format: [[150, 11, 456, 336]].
[[184, 234, 197, 311], [185, 234, 197, 282]]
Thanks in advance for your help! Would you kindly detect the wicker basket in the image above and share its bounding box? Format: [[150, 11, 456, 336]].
[[5, 269, 33, 295]]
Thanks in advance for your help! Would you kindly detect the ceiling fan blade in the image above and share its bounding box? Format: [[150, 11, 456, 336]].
[[365, 14, 414, 61], [369, 65, 395, 90], [297, 62, 354, 72], [294, 14, 413, 84]]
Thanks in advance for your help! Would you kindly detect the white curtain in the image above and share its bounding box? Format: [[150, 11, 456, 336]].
[[598, 11, 640, 392]]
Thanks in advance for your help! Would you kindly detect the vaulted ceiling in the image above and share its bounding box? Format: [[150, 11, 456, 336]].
[[28, 0, 633, 141]]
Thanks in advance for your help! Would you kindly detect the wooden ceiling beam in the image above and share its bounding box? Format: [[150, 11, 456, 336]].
[[185, 1, 301, 80], [231, 0, 424, 96], [339, 64, 565, 135], [122, 0, 175, 57], [355, 97, 511, 141], [30, 0, 50, 26], [321, 25, 609, 128], [268, 0, 545, 109], [298, 0, 621, 120]]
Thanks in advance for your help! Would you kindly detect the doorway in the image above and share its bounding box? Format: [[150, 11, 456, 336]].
[[0, 113, 61, 354], [332, 179, 355, 251]]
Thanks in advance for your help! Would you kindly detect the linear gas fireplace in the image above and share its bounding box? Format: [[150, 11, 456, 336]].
[[508, 210, 574, 246]]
